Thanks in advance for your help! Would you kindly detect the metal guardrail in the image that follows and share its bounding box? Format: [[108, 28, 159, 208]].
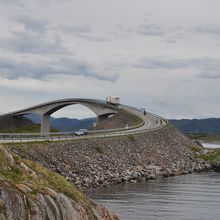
[[0, 107, 168, 143], [0, 122, 168, 143]]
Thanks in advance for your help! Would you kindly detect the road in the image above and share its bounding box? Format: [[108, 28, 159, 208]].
[[0, 105, 167, 143]]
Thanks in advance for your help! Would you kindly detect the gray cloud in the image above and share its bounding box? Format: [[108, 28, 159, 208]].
[[0, 56, 118, 82], [61, 25, 109, 42], [0, 0, 21, 3], [61, 24, 91, 34], [133, 57, 220, 79], [0, 30, 68, 55], [133, 57, 188, 70], [193, 26, 220, 37], [137, 24, 166, 37], [117, 21, 184, 43], [14, 14, 49, 33]]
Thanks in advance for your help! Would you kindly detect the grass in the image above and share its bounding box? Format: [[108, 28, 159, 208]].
[[190, 146, 204, 152], [189, 145, 220, 162], [94, 144, 104, 154], [187, 133, 220, 142], [128, 134, 135, 142], [195, 149, 220, 162], [25, 160, 85, 201], [0, 124, 59, 133], [123, 111, 143, 126], [0, 147, 85, 202]]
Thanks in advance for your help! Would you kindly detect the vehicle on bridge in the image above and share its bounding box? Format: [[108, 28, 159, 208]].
[[140, 108, 147, 115], [74, 129, 89, 136], [106, 96, 120, 106]]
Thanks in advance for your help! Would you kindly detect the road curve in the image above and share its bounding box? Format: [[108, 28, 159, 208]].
[[0, 104, 167, 143]]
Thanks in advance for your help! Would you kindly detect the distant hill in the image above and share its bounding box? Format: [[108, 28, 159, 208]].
[[0, 115, 41, 133], [0, 115, 33, 130], [170, 118, 220, 134], [26, 114, 96, 131], [26, 115, 220, 134]]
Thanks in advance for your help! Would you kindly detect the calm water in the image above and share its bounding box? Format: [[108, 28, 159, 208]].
[[90, 173, 220, 220]]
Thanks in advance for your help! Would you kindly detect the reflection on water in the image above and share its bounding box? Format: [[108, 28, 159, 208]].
[[89, 173, 220, 220]]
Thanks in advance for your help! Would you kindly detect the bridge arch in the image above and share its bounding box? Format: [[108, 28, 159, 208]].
[[9, 99, 119, 133]]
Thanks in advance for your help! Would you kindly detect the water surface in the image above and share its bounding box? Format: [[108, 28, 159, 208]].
[[90, 173, 220, 220], [202, 142, 220, 149]]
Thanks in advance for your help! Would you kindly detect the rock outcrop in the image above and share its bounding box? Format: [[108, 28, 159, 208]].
[[0, 145, 119, 220]]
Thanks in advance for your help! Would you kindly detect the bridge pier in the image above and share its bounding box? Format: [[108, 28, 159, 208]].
[[9, 98, 119, 134], [41, 114, 50, 133]]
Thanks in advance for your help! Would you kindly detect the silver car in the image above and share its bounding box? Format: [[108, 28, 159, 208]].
[[74, 129, 89, 136]]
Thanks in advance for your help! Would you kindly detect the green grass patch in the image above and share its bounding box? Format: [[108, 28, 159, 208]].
[[195, 149, 220, 162], [187, 133, 220, 142], [94, 145, 104, 154], [190, 146, 203, 152], [0, 149, 85, 202], [25, 160, 85, 202], [128, 134, 135, 142], [0, 124, 59, 133], [123, 111, 143, 126]]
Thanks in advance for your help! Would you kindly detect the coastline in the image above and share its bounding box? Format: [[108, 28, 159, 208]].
[[6, 124, 212, 190]]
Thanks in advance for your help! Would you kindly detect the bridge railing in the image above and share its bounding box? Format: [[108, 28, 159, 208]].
[[0, 121, 169, 143], [0, 108, 168, 143], [0, 120, 145, 142]]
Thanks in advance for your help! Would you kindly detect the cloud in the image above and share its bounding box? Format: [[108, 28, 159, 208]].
[[193, 26, 220, 37], [133, 57, 188, 70], [14, 14, 49, 33], [137, 24, 166, 37], [133, 56, 220, 79], [61, 25, 109, 42], [0, 56, 118, 82], [0, 30, 68, 55], [61, 24, 91, 34], [0, 0, 21, 3]]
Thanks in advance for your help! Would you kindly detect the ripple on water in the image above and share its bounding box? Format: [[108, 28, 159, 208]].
[[90, 172, 220, 220]]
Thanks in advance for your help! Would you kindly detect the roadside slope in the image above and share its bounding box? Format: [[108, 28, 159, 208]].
[[7, 124, 210, 189]]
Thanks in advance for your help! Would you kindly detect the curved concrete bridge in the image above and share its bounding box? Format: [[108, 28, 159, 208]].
[[7, 98, 119, 133]]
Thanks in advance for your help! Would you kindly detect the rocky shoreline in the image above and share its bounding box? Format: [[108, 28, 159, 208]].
[[0, 145, 119, 220], [8, 124, 212, 190]]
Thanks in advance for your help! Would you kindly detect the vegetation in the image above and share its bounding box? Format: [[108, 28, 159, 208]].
[[25, 160, 85, 201], [94, 144, 104, 154], [0, 147, 85, 202], [190, 146, 204, 152], [128, 134, 135, 142], [122, 111, 143, 126], [196, 149, 220, 162], [187, 133, 220, 142], [190, 145, 220, 162], [0, 124, 59, 133], [170, 118, 220, 134]]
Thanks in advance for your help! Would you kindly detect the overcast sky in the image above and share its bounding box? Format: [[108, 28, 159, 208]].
[[0, 0, 220, 119]]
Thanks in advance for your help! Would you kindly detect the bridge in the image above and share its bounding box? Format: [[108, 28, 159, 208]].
[[5, 98, 119, 133], [0, 98, 168, 143]]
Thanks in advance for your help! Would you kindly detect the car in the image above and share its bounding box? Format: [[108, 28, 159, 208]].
[[74, 129, 89, 136]]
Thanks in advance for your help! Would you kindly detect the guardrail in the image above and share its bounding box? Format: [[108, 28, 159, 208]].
[[0, 121, 168, 143], [0, 107, 168, 143]]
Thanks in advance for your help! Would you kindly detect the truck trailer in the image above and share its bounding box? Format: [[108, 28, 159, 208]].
[[106, 96, 120, 105]]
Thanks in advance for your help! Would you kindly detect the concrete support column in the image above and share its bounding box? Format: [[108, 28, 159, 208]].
[[41, 114, 50, 134]]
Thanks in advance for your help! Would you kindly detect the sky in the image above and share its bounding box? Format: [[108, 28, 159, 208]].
[[0, 0, 220, 119]]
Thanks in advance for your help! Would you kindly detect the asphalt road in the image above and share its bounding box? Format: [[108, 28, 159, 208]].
[[0, 105, 167, 143]]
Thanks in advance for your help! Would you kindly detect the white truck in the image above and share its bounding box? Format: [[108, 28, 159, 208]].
[[106, 96, 120, 105]]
